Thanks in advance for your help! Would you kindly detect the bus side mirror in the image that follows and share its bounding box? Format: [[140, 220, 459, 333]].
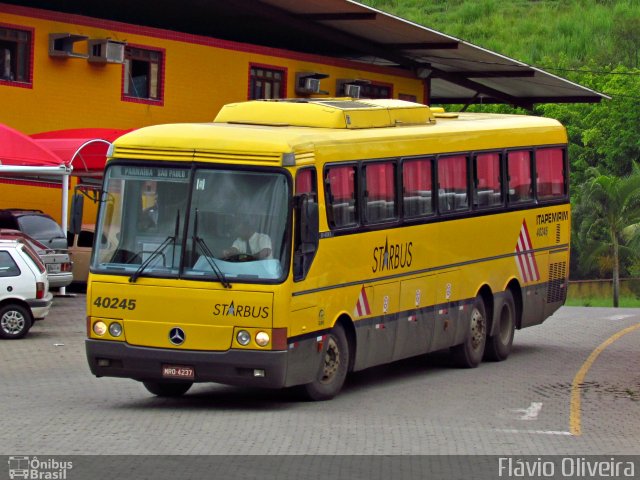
[[300, 196, 319, 245], [69, 193, 84, 235], [294, 195, 319, 282]]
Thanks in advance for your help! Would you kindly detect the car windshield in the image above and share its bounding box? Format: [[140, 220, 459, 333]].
[[91, 164, 290, 283], [17, 215, 65, 240]]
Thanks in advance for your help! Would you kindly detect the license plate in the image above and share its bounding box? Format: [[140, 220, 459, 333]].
[[47, 264, 61, 274], [162, 364, 195, 380]]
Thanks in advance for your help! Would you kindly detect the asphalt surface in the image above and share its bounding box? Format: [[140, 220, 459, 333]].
[[1, 295, 638, 478]]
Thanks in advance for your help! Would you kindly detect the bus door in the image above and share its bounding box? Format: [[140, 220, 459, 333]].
[[393, 275, 436, 361]]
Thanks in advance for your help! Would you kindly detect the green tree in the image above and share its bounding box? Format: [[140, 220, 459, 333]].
[[576, 164, 640, 306]]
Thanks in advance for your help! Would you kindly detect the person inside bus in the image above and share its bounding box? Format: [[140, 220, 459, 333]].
[[222, 219, 272, 260]]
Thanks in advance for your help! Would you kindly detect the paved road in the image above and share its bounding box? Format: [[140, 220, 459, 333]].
[[1, 295, 638, 458]]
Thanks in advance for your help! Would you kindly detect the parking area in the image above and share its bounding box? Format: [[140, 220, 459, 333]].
[[1, 294, 639, 457]]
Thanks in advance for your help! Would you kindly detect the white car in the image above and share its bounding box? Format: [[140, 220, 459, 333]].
[[0, 239, 53, 339]]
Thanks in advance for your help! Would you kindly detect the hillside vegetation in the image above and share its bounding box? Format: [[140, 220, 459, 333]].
[[359, 1, 640, 282], [360, 0, 640, 67]]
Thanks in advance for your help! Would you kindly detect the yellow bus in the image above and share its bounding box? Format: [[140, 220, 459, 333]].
[[84, 99, 570, 400]]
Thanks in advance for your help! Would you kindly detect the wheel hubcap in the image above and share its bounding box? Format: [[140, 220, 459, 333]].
[[470, 307, 486, 351], [320, 336, 340, 384], [1, 310, 26, 335]]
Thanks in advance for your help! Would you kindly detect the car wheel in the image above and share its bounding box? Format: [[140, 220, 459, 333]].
[[0, 303, 33, 339]]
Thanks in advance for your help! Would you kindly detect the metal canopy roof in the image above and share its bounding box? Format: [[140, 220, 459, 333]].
[[5, 0, 607, 109], [258, 0, 607, 108]]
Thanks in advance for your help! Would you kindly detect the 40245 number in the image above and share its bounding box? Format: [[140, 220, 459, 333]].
[[93, 296, 137, 310]]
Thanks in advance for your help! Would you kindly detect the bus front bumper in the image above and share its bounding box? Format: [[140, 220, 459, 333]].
[[86, 339, 289, 388]]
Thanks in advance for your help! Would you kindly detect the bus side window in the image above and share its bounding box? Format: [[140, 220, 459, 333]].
[[325, 165, 357, 228], [508, 150, 534, 204], [473, 152, 502, 208], [536, 148, 565, 200], [438, 155, 468, 213], [363, 161, 397, 224], [402, 158, 433, 218]]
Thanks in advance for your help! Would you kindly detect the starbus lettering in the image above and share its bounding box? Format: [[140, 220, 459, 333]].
[[213, 301, 269, 319], [372, 237, 413, 273]]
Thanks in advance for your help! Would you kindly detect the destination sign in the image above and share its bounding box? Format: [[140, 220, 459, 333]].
[[112, 166, 189, 181]]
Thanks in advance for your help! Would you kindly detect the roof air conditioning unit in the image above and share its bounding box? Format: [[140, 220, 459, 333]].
[[88, 39, 126, 64]]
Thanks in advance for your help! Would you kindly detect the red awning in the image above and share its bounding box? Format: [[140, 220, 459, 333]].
[[31, 128, 131, 174], [0, 123, 63, 167]]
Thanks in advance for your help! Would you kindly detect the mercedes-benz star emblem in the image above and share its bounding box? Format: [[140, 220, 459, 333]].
[[169, 327, 185, 345]]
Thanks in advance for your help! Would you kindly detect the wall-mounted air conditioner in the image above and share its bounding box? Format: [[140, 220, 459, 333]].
[[296, 72, 329, 95], [304, 77, 321, 93], [48, 33, 88, 58], [337, 79, 371, 98], [344, 84, 361, 98], [88, 39, 126, 64]]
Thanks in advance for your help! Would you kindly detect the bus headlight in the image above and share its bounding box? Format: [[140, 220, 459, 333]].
[[109, 322, 123, 337], [255, 331, 270, 347], [237, 330, 251, 346], [93, 321, 107, 336]]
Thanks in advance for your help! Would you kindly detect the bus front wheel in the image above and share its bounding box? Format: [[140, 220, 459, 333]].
[[142, 381, 192, 397], [484, 290, 515, 361], [303, 323, 349, 401], [451, 295, 486, 368]]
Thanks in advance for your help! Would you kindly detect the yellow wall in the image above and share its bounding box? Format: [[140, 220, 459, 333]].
[[0, 4, 424, 225], [0, 178, 98, 224], [0, 4, 425, 134]]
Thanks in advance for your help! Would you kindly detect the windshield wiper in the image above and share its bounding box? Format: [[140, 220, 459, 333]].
[[129, 212, 180, 283], [192, 209, 231, 289], [193, 236, 232, 289]]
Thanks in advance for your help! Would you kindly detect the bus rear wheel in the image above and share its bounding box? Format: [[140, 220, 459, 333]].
[[142, 381, 192, 397], [303, 323, 349, 401], [451, 295, 486, 368], [485, 290, 515, 361]]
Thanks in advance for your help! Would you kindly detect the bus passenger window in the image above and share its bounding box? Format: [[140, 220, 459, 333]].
[[508, 150, 533, 204], [402, 158, 433, 218], [325, 165, 357, 228], [438, 155, 468, 213], [474, 152, 502, 208], [364, 161, 396, 224], [536, 148, 565, 200]]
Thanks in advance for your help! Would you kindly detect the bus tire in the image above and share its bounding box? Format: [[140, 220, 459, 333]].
[[485, 290, 515, 362], [451, 295, 486, 368], [303, 323, 349, 401], [0, 303, 32, 339], [142, 381, 192, 397]]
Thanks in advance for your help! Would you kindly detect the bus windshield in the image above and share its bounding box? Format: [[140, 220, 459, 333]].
[[92, 164, 290, 283]]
